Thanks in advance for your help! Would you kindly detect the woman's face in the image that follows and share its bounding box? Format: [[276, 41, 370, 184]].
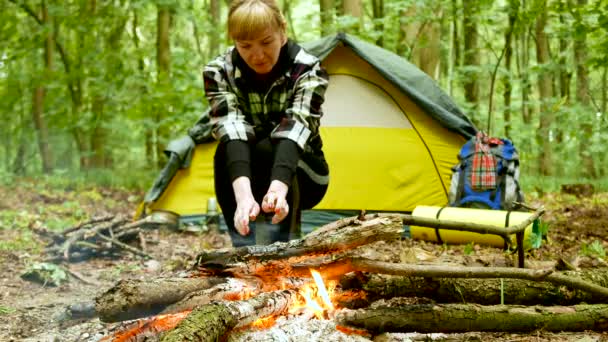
[[235, 27, 286, 75]]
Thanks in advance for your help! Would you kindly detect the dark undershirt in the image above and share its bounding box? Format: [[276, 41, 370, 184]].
[[225, 139, 300, 187]]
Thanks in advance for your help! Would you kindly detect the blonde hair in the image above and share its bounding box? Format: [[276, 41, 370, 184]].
[[228, 0, 286, 40]]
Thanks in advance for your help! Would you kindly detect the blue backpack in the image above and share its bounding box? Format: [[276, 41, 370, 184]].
[[448, 134, 525, 210]]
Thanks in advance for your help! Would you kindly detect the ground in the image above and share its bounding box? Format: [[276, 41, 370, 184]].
[[1, 179, 607, 341]]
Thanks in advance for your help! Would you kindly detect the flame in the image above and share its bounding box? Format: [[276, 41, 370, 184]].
[[289, 269, 336, 319], [310, 270, 334, 311], [100, 310, 191, 342]]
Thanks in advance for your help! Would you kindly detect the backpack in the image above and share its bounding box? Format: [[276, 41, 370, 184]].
[[448, 132, 525, 211]]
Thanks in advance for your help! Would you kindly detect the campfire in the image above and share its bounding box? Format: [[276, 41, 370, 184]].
[[89, 210, 608, 341]]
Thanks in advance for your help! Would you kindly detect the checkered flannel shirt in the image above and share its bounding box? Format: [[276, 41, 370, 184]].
[[203, 40, 329, 155]]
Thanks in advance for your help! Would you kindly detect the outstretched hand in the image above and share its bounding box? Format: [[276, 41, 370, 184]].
[[231, 176, 259, 236], [262, 180, 289, 224], [234, 197, 260, 236]]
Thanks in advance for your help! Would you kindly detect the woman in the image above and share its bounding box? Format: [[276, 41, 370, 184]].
[[204, 0, 330, 247]]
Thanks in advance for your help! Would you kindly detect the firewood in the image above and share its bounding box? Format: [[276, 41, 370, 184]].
[[194, 216, 403, 269], [161, 278, 259, 314], [338, 268, 608, 306], [160, 289, 300, 342], [335, 303, 608, 333], [96, 276, 227, 322], [42, 215, 163, 261], [295, 257, 608, 299]]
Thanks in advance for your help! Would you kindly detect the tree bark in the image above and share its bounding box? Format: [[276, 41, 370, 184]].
[[319, 0, 334, 36], [336, 303, 608, 333], [160, 290, 300, 342], [371, 0, 384, 47], [96, 276, 226, 322], [295, 257, 608, 299], [462, 0, 480, 126], [342, 0, 362, 34], [33, 0, 53, 174], [502, 0, 517, 139], [338, 268, 608, 306], [156, 6, 171, 169], [207, 0, 221, 61], [535, 0, 553, 176], [572, 0, 596, 178], [161, 278, 260, 315], [195, 216, 403, 269]]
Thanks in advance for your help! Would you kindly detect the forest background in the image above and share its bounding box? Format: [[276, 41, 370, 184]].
[[1, 0, 607, 194]]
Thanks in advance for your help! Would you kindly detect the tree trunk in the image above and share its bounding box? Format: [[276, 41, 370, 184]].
[[535, 0, 553, 176], [96, 276, 227, 322], [336, 303, 608, 333], [450, 0, 460, 96], [156, 6, 171, 169], [33, 0, 53, 174], [371, 0, 384, 47], [517, 0, 533, 126], [207, 0, 221, 61], [342, 0, 362, 34], [89, 95, 106, 168], [401, 6, 442, 79], [339, 268, 608, 306], [160, 290, 300, 342], [282, 0, 298, 41], [572, 0, 596, 178], [462, 1, 480, 126], [502, 0, 517, 139], [319, 0, 334, 36]]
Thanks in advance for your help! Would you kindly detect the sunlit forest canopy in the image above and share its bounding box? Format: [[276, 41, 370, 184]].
[[1, 0, 607, 191]]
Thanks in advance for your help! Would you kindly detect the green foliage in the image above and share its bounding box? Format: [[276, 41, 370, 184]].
[[463, 242, 475, 255], [21, 262, 69, 287], [0, 0, 606, 186], [0, 306, 16, 315], [580, 240, 606, 259]]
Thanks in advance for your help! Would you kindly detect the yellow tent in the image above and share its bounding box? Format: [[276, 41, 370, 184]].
[[139, 34, 477, 221]]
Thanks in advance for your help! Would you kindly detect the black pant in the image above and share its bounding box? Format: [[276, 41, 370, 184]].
[[214, 138, 303, 247]]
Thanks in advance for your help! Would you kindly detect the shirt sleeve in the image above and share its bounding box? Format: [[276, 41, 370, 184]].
[[203, 56, 255, 143], [270, 60, 329, 149]]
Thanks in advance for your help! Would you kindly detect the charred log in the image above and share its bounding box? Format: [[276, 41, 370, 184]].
[[336, 303, 608, 333], [96, 276, 226, 322], [160, 289, 301, 342]]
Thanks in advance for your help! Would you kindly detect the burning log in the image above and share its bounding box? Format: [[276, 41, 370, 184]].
[[338, 268, 608, 306], [336, 303, 608, 333], [161, 277, 309, 315], [195, 215, 403, 268], [295, 257, 608, 299], [96, 276, 226, 322], [160, 289, 301, 342]]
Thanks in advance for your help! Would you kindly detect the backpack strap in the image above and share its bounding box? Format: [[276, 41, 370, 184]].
[[453, 161, 467, 207]]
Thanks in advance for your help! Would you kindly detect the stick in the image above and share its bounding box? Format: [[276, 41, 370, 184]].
[[294, 257, 608, 299]]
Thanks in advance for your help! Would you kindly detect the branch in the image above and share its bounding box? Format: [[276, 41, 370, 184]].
[[298, 257, 608, 299]]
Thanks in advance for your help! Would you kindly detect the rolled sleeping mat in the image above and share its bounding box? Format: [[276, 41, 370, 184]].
[[409, 206, 543, 250]]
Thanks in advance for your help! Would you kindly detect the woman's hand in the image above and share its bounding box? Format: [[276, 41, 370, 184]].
[[232, 177, 260, 236], [262, 180, 289, 224]]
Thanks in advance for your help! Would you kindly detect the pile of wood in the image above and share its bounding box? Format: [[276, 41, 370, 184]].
[[93, 211, 608, 341], [40, 215, 166, 261]]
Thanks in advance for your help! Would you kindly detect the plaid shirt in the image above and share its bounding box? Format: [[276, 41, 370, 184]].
[[470, 132, 503, 191], [203, 40, 329, 156]]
